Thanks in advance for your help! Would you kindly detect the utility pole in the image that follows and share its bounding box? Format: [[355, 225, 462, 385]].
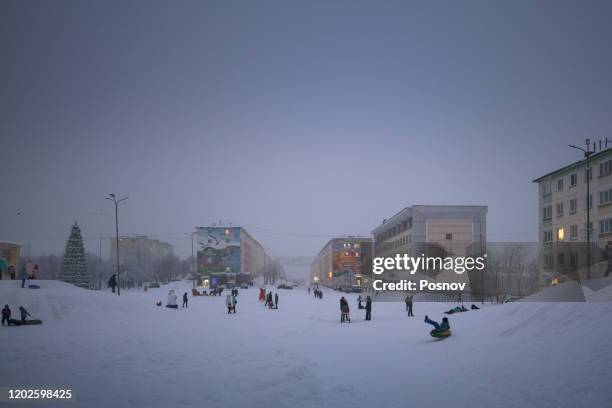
[[106, 193, 129, 295], [569, 140, 593, 279]]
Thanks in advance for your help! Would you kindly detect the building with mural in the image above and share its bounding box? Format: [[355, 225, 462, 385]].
[[195, 226, 271, 288], [310, 237, 373, 289]]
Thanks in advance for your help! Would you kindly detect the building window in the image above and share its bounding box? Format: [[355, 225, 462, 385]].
[[543, 206, 552, 220], [570, 252, 577, 266], [570, 225, 578, 240], [542, 182, 552, 196], [556, 203, 564, 217], [600, 189, 612, 205], [445, 233, 452, 240], [557, 228, 564, 241], [557, 178, 564, 192], [570, 173, 578, 186], [544, 254, 553, 266], [600, 218, 612, 235], [600, 159, 612, 177], [587, 194, 593, 209], [543, 231, 553, 243], [558, 253, 565, 265], [569, 198, 577, 214], [585, 167, 593, 182]]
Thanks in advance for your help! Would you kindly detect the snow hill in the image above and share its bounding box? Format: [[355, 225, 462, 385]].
[[1, 280, 611, 408]]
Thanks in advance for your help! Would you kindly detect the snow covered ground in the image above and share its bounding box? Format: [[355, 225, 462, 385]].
[[1, 280, 612, 408]]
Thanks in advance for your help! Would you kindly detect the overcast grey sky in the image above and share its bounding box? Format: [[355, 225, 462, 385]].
[[1, 0, 611, 258]]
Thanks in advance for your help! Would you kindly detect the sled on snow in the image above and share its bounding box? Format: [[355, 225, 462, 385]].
[[28, 284, 40, 289], [8, 319, 43, 326], [430, 329, 451, 338]]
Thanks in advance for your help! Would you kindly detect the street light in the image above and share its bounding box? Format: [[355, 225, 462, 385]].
[[569, 141, 593, 279], [184, 231, 196, 287], [105, 193, 129, 295]]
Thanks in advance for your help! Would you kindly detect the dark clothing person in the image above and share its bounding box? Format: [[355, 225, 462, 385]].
[[274, 293, 279, 309], [182, 292, 188, 308], [19, 306, 30, 323], [2, 305, 10, 326], [424, 316, 450, 332], [108, 274, 117, 293], [9, 266, 16, 280], [19, 267, 27, 288], [405, 295, 414, 317], [365, 296, 372, 321], [340, 297, 350, 322]]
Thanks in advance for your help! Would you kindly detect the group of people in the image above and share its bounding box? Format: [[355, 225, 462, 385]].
[[1, 304, 31, 326], [0, 259, 39, 289], [310, 287, 323, 299], [261, 289, 279, 309], [340, 295, 372, 322]]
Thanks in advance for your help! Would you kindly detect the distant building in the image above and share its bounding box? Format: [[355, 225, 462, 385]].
[[310, 237, 373, 289], [371, 205, 487, 288], [533, 146, 612, 283], [195, 226, 271, 288], [110, 235, 173, 270], [0, 241, 21, 278]]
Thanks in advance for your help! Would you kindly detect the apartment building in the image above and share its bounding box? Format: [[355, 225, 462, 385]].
[[533, 146, 612, 281], [310, 237, 373, 289], [371, 205, 487, 285]]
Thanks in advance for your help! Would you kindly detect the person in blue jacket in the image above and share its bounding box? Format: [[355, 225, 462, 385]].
[[424, 315, 450, 332]]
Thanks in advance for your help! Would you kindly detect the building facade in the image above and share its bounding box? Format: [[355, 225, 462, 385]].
[[371, 205, 487, 288], [195, 226, 271, 288], [310, 237, 373, 289], [0, 241, 21, 279], [533, 146, 612, 282]]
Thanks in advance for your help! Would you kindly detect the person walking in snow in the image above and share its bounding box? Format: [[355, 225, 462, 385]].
[[9, 265, 16, 280], [357, 295, 363, 309], [308, 287, 311, 295], [19, 267, 27, 288], [274, 293, 279, 309], [108, 274, 117, 293], [226, 294, 236, 314], [182, 292, 188, 308], [340, 297, 350, 323], [405, 295, 414, 317], [19, 306, 30, 324], [365, 296, 372, 321], [1, 304, 10, 326]]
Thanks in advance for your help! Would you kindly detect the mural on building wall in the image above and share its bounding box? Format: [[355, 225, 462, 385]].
[[196, 227, 241, 274], [332, 242, 362, 277]]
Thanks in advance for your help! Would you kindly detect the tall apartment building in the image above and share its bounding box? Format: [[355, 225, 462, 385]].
[[310, 237, 373, 289], [533, 146, 612, 281], [195, 226, 271, 288]]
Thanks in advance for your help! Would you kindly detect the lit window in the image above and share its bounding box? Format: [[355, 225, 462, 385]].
[[557, 228, 564, 241], [224, 229, 230, 235], [328, 271, 333, 279]]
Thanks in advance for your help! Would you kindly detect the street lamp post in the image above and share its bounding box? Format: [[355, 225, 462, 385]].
[[106, 193, 129, 295], [569, 140, 593, 279], [184, 231, 196, 287]]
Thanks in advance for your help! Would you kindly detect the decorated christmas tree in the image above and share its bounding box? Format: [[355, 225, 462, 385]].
[[60, 222, 89, 288]]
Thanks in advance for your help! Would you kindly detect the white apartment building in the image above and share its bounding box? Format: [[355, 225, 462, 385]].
[[533, 146, 612, 280]]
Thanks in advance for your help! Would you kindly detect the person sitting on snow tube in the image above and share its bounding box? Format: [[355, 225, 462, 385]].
[[424, 315, 451, 337]]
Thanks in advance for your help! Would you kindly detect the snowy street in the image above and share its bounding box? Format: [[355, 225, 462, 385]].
[[1, 280, 611, 408]]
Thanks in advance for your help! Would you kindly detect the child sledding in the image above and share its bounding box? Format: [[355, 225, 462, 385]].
[[2, 305, 42, 326], [424, 315, 451, 338]]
